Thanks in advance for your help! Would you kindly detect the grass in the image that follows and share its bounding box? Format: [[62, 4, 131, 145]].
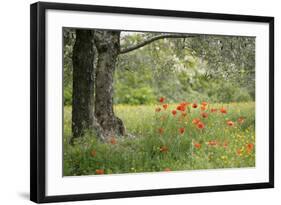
[[63, 102, 255, 176]]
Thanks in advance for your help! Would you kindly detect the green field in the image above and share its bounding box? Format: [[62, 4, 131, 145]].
[[63, 102, 255, 176]]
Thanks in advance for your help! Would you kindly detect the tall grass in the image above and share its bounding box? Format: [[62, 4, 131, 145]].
[[63, 102, 255, 176]]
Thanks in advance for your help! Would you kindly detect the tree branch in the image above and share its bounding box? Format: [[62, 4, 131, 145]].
[[119, 34, 196, 54]]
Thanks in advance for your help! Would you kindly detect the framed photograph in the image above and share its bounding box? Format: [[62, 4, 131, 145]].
[[30, 1, 274, 203]]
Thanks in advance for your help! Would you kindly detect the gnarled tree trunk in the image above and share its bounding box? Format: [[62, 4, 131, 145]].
[[94, 31, 126, 140], [69, 30, 194, 143], [71, 29, 96, 142]]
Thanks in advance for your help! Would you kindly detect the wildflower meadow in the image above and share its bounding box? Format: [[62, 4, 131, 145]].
[[64, 99, 255, 176]]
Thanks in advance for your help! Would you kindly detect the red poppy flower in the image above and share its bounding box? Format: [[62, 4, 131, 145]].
[[201, 102, 208, 106], [201, 105, 207, 111], [159, 97, 165, 103], [192, 118, 200, 124], [201, 112, 208, 118], [247, 143, 254, 153], [155, 107, 161, 112], [179, 127, 185, 134], [177, 104, 186, 112], [192, 103, 198, 108], [223, 141, 228, 148], [163, 104, 168, 110], [210, 108, 217, 113], [95, 169, 105, 175], [91, 150, 97, 157], [158, 127, 164, 135], [227, 120, 234, 126], [180, 102, 188, 108], [164, 168, 171, 172], [197, 122, 205, 129], [247, 143, 254, 150], [208, 140, 217, 146], [160, 146, 168, 153], [238, 117, 245, 124], [237, 149, 242, 156], [194, 143, 201, 149], [110, 137, 117, 145], [171, 110, 177, 116], [176, 105, 182, 111], [220, 107, 227, 114]]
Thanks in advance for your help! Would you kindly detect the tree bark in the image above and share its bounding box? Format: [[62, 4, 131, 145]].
[[94, 31, 126, 139], [70, 30, 193, 143], [71, 30, 95, 142]]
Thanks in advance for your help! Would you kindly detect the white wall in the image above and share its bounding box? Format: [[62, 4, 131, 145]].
[[0, 0, 279, 204]]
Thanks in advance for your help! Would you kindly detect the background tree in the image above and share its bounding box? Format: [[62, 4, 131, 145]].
[[117, 32, 255, 103]]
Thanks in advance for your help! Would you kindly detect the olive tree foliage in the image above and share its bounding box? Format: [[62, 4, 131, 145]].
[[63, 29, 255, 105], [187, 35, 255, 100], [116, 32, 255, 103], [116, 32, 199, 103]]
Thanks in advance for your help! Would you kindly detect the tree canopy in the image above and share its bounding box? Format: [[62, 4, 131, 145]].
[[64, 29, 255, 105]]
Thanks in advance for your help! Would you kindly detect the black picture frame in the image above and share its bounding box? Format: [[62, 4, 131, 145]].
[[30, 1, 274, 203]]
